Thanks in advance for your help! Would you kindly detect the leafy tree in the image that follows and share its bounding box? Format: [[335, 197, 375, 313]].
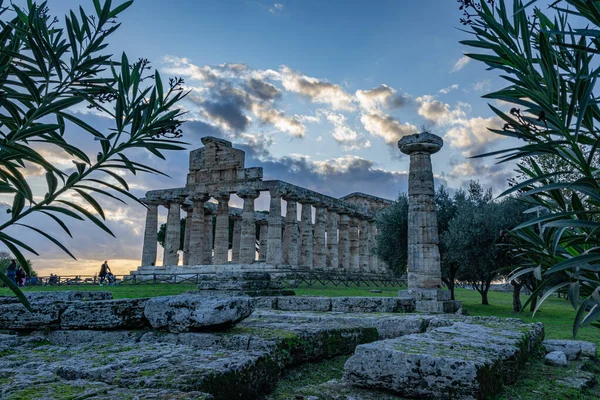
[[437, 186, 460, 299], [374, 194, 408, 275], [0, 0, 186, 305], [442, 182, 528, 305], [459, 0, 600, 334]]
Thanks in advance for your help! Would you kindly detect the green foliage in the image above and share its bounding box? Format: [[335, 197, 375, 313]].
[[0, 250, 34, 276], [374, 193, 408, 275], [0, 1, 187, 305], [460, 0, 600, 334], [443, 182, 529, 305]]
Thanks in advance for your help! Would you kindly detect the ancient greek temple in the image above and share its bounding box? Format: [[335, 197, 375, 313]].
[[132, 136, 393, 276]]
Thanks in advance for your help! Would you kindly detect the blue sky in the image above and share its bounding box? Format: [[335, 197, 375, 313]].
[[5, 0, 523, 275]]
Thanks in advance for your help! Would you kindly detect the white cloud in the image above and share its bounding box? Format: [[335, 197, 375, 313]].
[[450, 55, 470, 73], [251, 103, 305, 137], [360, 113, 416, 145], [439, 84, 459, 94], [269, 3, 284, 13], [321, 111, 370, 150], [416, 95, 467, 125], [280, 66, 355, 111], [444, 116, 504, 150], [355, 84, 409, 113], [473, 79, 491, 93]]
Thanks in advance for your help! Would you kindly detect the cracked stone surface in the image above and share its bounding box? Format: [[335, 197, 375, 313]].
[[343, 317, 544, 399]]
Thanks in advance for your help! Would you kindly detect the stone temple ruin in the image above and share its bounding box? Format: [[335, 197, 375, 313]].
[[132, 136, 393, 276]]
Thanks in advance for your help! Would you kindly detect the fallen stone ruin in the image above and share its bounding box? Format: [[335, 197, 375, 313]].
[[0, 290, 595, 400]]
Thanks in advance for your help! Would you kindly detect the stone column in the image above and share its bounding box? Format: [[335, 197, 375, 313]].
[[182, 205, 192, 265], [188, 193, 209, 266], [258, 221, 268, 262], [313, 204, 327, 269], [326, 207, 339, 270], [267, 188, 283, 265], [283, 195, 299, 267], [141, 199, 159, 266], [231, 216, 241, 263], [239, 189, 259, 264], [398, 132, 460, 313], [367, 220, 377, 272], [338, 212, 350, 270], [163, 196, 181, 266], [204, 211, 214, 265], [300, 199, 314, 268], [349, 215, 360, 271], [399, 132, 443, 290], [213, 192, 230, 265], [358, 217, 370, 271]]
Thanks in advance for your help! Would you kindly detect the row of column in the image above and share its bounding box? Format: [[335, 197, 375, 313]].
[[140, 189, 386, 272]]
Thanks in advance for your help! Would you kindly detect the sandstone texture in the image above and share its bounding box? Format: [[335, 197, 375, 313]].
[[144, 294, 254, 333], [343, 317, 544, 399]]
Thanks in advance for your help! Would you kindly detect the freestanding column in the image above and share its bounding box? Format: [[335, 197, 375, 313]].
[[267, 188, 283, 265], [188, 193, 209, 266], [239, 189, 259, 264], [213, 192, 230, 265], [349, 215, 360, 271], [258, 221, 268, 262], [313, 205, 327, 268], [283, 194, 299, 267], [399, 132, 443, 290], [204, 211, 214, 264], [358, 217, 369, 271], [141, 199, 159, 266], [163, 197, 181, 266], [338, 212, 350, 269], [231, 217, 241, 263], [326, 208, 339, 269], [300, 199, 314, 268], [182, 206, 192, 265]]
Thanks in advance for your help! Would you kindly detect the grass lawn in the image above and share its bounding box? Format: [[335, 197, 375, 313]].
[[1, 282, 597, 345]]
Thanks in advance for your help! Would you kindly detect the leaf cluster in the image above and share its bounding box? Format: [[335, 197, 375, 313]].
[[461, 0, 600, 334], [0, 0, 187, 306]]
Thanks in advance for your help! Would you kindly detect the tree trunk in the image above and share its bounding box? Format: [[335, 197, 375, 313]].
[[449, 282, 455, 300], [481, 289, 489, 305], [510, 279, 522, 312]]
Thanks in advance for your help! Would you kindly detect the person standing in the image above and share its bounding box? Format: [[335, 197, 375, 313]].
[[6, 260, 17, 284], [99, 261, 111, 285]]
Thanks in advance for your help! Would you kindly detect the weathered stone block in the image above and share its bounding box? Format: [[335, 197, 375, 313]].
[[331, 297, 398, 313], [0, 302, 67, 330], [60, 299, 149, 330], [545, 351, 568, 367], [0, 291, 112, 305], [343, 319, 544, 399], [253, 296, 278, 309], [543, 339, 597, 360], [144, 294, 253, 333], [277, 296, 332, 312]]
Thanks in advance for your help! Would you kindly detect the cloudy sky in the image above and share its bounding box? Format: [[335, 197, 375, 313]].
[[5, 0, 522, 276]]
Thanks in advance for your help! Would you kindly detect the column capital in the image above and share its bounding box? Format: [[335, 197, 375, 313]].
[[213, 191, 230, 202], [269, 187, 285, 198], [238, 188, 260, 200], [398, 131, 443, 155], [190, 192, 210, 203]]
